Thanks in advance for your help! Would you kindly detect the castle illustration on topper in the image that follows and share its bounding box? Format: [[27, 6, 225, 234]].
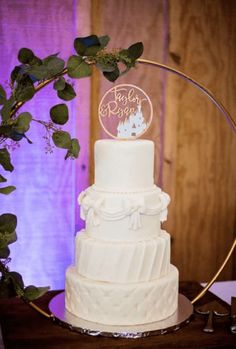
[[98, 84, 153, 140], [117, 104, 147, 138]]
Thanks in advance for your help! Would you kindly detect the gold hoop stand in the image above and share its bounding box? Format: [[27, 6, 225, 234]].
[[19, 58, 235, 317], [138, 58, 236, 305]]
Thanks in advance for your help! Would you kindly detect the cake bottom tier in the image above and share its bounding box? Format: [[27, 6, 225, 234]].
[[65, 265, 179, 326]]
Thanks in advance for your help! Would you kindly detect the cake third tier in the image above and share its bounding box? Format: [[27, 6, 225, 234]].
[[75, 230, 170, 283]]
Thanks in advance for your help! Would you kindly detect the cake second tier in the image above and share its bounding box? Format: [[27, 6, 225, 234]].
[[78, 185, 170, 241]]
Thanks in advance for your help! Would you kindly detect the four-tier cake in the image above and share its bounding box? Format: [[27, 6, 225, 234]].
[[65, 139, 179, 326]]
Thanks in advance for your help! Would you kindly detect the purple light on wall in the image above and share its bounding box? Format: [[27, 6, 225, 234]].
[[0, 0, 90, 289]]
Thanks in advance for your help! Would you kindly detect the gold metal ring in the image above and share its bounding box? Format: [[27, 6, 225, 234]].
[[15, 58, 236, 315], [137, 58, 236, 305]]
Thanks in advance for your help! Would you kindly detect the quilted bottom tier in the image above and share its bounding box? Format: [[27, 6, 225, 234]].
[[65, 265, 179, 326]]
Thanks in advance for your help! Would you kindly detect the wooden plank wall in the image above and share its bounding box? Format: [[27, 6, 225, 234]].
[[163, 0, 236, 281], [90, 0, 236, 281]]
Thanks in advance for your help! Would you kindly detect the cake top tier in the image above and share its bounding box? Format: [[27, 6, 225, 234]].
[[94, 140, 155, 192]]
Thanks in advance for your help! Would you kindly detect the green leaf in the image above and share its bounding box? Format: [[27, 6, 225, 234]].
[[52, 131, 71, 149], [74, 35, 101, 56], [10, 66, 21, 86], [67, 55, 91, 78], [9, 271, 24, 289], [74, 35, 105, 56], [43, 56, 65, 76], [0, 85, 7, 105], [28, 55, 42, 66], [98, 35, 110, 48], [74, 38, 87, 56], [0, 174, 7, 182], [53, 77, 66, 91], [0, 230, 17, 249], [27, 65, 49, 80], [84, 45, 101, 56], [0, 96, 15, 122], [0, 213, 17, 234], [50, 104, 68, 125], [67, 55, 82, 71], [24, 285, 50, 301], [15, 77, 35, 102], [0, 279, 15, 298], [65, 138, 80, 159], [0, 148, 14, 172], [0, 246, 10, 259], [14, 112, 32, 133], [0, 186, 16, 195], [57, 83, 76, 101], [0, 125, 13, 138], [18, 48, 35, 64], [127, 42, 144, 60], [70, 138, 80, 158], [103, 67, 120, 82]]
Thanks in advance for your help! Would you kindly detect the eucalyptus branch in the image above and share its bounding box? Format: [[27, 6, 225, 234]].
[[10, 68, 68, 118], [0, 35, 144, 301]]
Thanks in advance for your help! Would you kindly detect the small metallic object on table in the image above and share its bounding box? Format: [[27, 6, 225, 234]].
[[196, 301, 229, 333]]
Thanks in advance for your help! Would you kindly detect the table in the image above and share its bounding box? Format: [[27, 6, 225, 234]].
[[0, 282, 235, 349]]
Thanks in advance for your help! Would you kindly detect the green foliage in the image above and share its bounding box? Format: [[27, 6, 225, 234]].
[[52, 130, 71, 149], [42, 55, 65, 77], [0, 148, 14, 172], [98, 35, 110, 48], [53, 77, 66, 91], [18, 48, 35, 64], [65, 138, 80, 160], [23, 285, 50, 301], [0, 213, 17, 235], [0, 174, 7, 182], [15, 76, 35, 102], [67, 55, 91, 79], [14, 112, 32, 133], [10, 66, 22, 86], [9, 271, 24, 290], [0, 34, 144, 302], [1, 96, 15, 122], [0, 246, 10, 259], [103, 67, 120, 82], [0, 213, 17, 249], [57, 83, 76, 101], [0, 85, 7, 105], [0, 186, 16, 195], [50, 104, 69, 125], [26, 65, 49, 81]]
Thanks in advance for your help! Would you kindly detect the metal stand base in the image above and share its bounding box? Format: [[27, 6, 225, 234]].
[[49, 292, 193, 338]]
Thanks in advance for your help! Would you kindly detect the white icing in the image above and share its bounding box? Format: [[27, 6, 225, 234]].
[[95, 140, 154, 191], [65, 265, 179, 326], [78, 185, 170, 240], [75, 230, 170, 283], [65, 139, 179, 326]]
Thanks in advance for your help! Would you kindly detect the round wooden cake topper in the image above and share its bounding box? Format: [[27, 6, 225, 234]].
[[98, 84, 153, 139]]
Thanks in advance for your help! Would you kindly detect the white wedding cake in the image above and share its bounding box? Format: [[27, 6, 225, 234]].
[[65, 139, 179, 326]]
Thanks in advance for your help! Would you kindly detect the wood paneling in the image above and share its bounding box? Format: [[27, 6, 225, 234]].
[[163, 0, 236, 281], [91, 0, 236, 281]]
